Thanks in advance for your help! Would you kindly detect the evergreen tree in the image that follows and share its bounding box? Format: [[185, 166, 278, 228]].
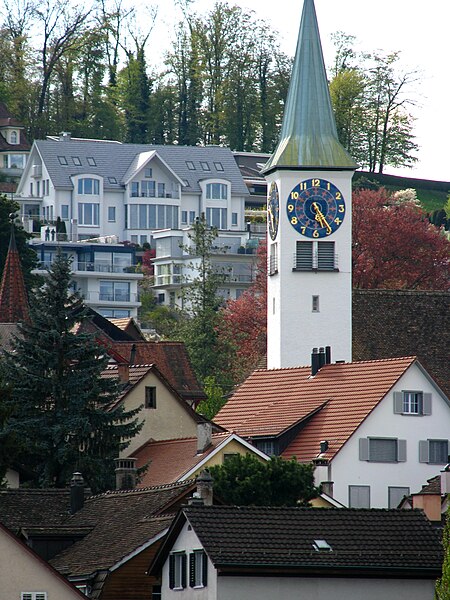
[[0, 252, 142, 492]]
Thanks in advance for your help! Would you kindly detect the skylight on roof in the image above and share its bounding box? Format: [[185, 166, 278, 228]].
[[108, 177, 117, 184], [313, 539, 332, 552], [87, 157, 96, 166], [72, 156, 82, 166], [186, 161, 195, 170], [214, 161, 224, 171], [58, 156, 68, 166], [200, 161, 210, 171]]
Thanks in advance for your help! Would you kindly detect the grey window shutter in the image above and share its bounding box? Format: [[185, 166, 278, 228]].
[[422, 393, 432, 415], [359, 438, 369, 461], [181, 553, 187, 589], [202, 551, 208, 586], [397, 439, 407, 462], [419, 440, 429, 463], [189, 553, 195, 587], [393, 392, 403, 414], [169, 555, 175, 589]]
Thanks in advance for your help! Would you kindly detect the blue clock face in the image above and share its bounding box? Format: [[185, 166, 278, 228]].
[[286, 178, 346, 238], [268, 181, 280, 240]]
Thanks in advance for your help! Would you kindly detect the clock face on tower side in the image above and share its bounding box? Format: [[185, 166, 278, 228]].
[[286, 178, 346, 238], [267, 181, 280, 240]]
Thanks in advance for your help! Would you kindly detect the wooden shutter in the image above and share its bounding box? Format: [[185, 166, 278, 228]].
[[202, 551, 208, 586], [359, 438, 369, 461], [169, 554, 175, 589], [393, 392, 403, 414], [419, 440, 429, 463], [422, 393, 432, 415], [181, 553, 187, 589], [189, 552, 196, 587], [397, 439, 407, 462]]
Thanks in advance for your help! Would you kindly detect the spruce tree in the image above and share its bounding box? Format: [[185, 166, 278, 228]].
[[0, 252, 142, 492]]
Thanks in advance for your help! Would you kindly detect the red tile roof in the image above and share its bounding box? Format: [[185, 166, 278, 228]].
[[132, 433, 234, 487], [214, 357, 417, 461]]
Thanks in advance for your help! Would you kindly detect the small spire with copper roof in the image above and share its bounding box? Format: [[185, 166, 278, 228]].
[[0, 214, 30, 323]]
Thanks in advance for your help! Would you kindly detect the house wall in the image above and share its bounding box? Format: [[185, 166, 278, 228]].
[[217, 575, 435, 600], [326, 363, 450, 507], [121, 373, 199, 456], [0, 528, 82, 599], [162, 521, 217, 600]]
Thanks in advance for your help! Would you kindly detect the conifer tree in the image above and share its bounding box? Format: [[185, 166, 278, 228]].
[[0, 252, 142, 492]]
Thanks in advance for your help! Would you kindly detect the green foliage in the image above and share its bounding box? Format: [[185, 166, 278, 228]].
[[435, 502, 450, 599], [196, 375, 226, 420], [209, 454, 319, 507], [0, 252, 142, 492]]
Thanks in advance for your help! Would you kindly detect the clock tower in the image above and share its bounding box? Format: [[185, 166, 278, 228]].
[[263, 0, 357, 369]]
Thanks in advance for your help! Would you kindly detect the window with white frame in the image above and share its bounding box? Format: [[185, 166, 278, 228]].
[[359, 437, 406, 463], [419, 439, 449, 464], [388, 486, 410, 508], [189, 210, 196, 224], [231, 212, 238, 226], [99, 281, 130, 302], [21, 593, 47, 600], [206, 207, 227, 229], [348, 485, 370, 508], [108, 206, 116, 222], [78, 178, 99, 195], [61, 205, 69, 220], [169, 552, 187, 589], [393, 391, 431, 415], [10, 130, 18, 144], [189, 550, 208, 588], [128, 204, 178, 229], [206, 182, 227, 199], [181, 210, 188, 224], [78, 203, 99, 226]]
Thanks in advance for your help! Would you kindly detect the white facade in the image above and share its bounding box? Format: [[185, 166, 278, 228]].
[[266, 169, 353, 368], [314, 363, 450, 508]]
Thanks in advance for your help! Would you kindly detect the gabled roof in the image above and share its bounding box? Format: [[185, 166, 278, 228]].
[[123, 150, 185, 186], [151, 505, 442, 576], [0, 488, 72, 533], [262, 0, 356, 172], [215, 357, 417, 460], [131, 433, 268, 487], [109, 317, 146, 340], [22, 140, 249, 195], [49, 480, 195, 577]]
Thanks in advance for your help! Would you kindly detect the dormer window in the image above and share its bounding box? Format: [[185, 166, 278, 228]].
[[206, 183, 227, 200], [10, 130, 18, 144], [78, 178, 100, 195]]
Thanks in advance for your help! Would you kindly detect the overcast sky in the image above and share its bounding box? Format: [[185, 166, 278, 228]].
[[150, 0, 450, 182]]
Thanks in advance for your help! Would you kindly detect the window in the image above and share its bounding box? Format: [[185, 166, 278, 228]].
[[294, 241, 336, 270], [37, 181, 40, 196], [158, 182, 166, 197], [145, 167, 153, 177], [108, 206, 116, 222], [87, 157, 96, 166], [223, 453, 239, 462], [61, 205, 69, 220], [140, 235, 147, 245], [200, 161, 210, 171], [317, 241, 336, 270], [108, 176, 117, 184], [231, 212, 238, 226], [10, 130, 18, 144], [419, 439, 449, 464], [145, 386, 156, 408], [72, 156, 82, 166], [255, 439, 275, 455], [189, 550, 207, 588], [189, 211, 196, 224], [206, 207, 227, 229], [58, 155, 68, 165], [128, 204, 179, 229], [269, 243, 278, 276], [21, 594, 47, 600], [393, 391, 431, 415], [295, 241, 313, 269], [349, 485, 370, 508], [141, 180, 156, 197], [99, 281, 130, 302], [359, 437, 406, 462], [214, 161, 224, 171], [206, 182, 227, 199], [388, 486, 409, 508], [186, 161, 195, 170], [78, 203, 99, 226], [8, 153, 26, 168], [30, 182, 33, 196], [312, 295, 320, 312], [78, 178, 99, 195], [169, 552, 187, 589], [181, 211, 188, 225], [131, 181, 139, 197]]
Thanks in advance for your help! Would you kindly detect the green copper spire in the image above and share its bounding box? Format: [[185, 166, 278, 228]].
[[263, 0, 357, 172]]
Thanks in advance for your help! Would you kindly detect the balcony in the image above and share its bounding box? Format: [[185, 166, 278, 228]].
[[84, 291, 139, 304], [77, 261, 137, 274]]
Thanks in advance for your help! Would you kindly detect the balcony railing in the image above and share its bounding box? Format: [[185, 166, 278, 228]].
[[130, 191, 180, 199], [77, 261, 136, 274], [84, 291, 139, 303]]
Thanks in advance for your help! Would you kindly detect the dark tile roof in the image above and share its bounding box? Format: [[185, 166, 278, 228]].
[[415, 475, 442, 495], [0, 489, 72, 533], [353, 289, 450, 399], [179, 506, 442, 574], [50, 481, 195, 576], [32, 139, 248, 195]]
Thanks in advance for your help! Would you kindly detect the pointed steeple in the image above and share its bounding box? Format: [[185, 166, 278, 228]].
[[0, 217, 29, 323], [263, 0, 357, 173]]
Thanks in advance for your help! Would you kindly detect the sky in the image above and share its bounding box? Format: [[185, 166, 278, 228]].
[[149, 0, 450, 183]]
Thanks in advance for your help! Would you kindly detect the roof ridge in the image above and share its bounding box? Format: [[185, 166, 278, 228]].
[[86, 479, 196, 500], [256, 356, 416, 373]]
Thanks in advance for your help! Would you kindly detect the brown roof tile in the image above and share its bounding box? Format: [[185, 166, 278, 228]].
[[0, 227, 29, 323], [215, 357, 417, 461], [132, 433, 233, 487]]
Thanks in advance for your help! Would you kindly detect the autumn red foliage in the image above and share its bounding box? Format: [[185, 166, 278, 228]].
[[352, 188, 450, 290], [217, 240, 267, 383]]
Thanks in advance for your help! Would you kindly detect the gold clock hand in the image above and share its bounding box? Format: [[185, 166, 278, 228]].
[[312, 202, 332, 233]]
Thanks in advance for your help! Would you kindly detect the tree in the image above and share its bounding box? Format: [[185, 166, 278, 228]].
[[209, 453, 319, 506], [352, 188, 450, 290], [0, 252, 142, 492], [436, 502, 450, 599]]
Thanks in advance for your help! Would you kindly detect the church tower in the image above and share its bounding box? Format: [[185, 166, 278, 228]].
[[0, 217, 29, 324], [263, 0, 357, 369]]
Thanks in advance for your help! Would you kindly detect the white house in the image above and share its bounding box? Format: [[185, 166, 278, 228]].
[[214, 355, 450, 508], [148, 505, 443, 600]]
